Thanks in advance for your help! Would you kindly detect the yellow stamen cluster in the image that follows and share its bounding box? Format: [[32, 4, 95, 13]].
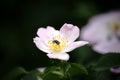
[[109, 23, 120, 33], [112, 24, 120, 32], [48, 35, 67, 52]]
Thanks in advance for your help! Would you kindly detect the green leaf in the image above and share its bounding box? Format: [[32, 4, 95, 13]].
[[43, 62, 88, 80], [95, 54, 120, 71], [23, 70, 40, 80], [59, 61, 71, 75], [68, 63, 88, 77], [43, 72, 62, 80], [44, 66, 63, 76], [95, 71, 112, 80], [43, 62, 71, 80], [2, 67, 27, 80], [43, 66, 63, 80]]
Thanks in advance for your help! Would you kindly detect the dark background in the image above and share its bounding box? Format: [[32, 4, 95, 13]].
[[0, 0, 120, 79]]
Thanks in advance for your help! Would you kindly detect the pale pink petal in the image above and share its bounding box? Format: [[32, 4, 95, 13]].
[[81, 11, 120, 44], [81, 13, 111, 44], [47, 26, 56, 33], [65, 41, 89, 52], [37, 27, 59, 42], [33, 37, 51, 53], [81, 24, 108, 44], [37, 28, 50, 42], [88, 11, 120, 26], [93, 38, 120, 54], [46, 26, 59, 38], [47, 53, 69, 61], [117, 29, 120, 37], [60, 23, 80, 44], [110, 67, 120, 73]]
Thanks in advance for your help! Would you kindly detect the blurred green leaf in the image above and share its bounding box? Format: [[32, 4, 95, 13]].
[[43, 66, 64, 80], [23, 70, 40, 80], [44, 66, 63, 76], [68, 63, 88, 77], [60, 61, 71, 75], [43, 72, 62, 80], [43, 66, 62, 80], [43, 62, 71, 80], [95, 54, 120, 71], [95, 71, 111, 80], [2, 67, 27, 80]]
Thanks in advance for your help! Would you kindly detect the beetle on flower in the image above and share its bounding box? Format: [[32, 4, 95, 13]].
[[33, 23, 89, 61]]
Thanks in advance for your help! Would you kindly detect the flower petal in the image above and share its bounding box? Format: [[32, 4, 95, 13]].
[[37, 26, 59, 42], [33, 37, 51, 53], [93, 38, 120, 54], [65, 41, 89, 52], [81, 17, 109, 44], [46, 26, 59, 38], [60, 23, 80, 43], [117, 29, 120, 37], [81, 11, 120, 45], [110, 67, 120, 73], [37, 28, 50, 42], [47, 53, 69, 61]]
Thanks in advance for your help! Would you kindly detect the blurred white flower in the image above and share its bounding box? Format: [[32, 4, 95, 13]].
[[110, 67, 120, 74], [37, 67, 46, 73], [37, 76, 43, 80], [34, 23, 89, 61], [81, 11, 120, 54]]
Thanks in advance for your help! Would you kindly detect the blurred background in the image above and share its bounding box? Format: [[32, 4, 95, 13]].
[[0, 0, 120, 80]]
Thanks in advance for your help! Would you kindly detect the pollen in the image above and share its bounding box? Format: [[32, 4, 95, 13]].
[[110, 23, 120, 32], [48, 35, 67, 52]]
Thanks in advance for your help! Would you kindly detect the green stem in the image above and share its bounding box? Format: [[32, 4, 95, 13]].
[[67, 73, 72, 80], [60, 60, 71, 80]]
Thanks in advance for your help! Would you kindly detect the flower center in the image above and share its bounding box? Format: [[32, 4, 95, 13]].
[[107, 23, 120, 40], [48, 35, 67, 53], [111, 24, 120, 32]]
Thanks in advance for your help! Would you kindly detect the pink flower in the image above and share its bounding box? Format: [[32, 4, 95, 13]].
[[81, 11, 120, 54], [33, 23, 89, 61], [110, 67, 120, 73]]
